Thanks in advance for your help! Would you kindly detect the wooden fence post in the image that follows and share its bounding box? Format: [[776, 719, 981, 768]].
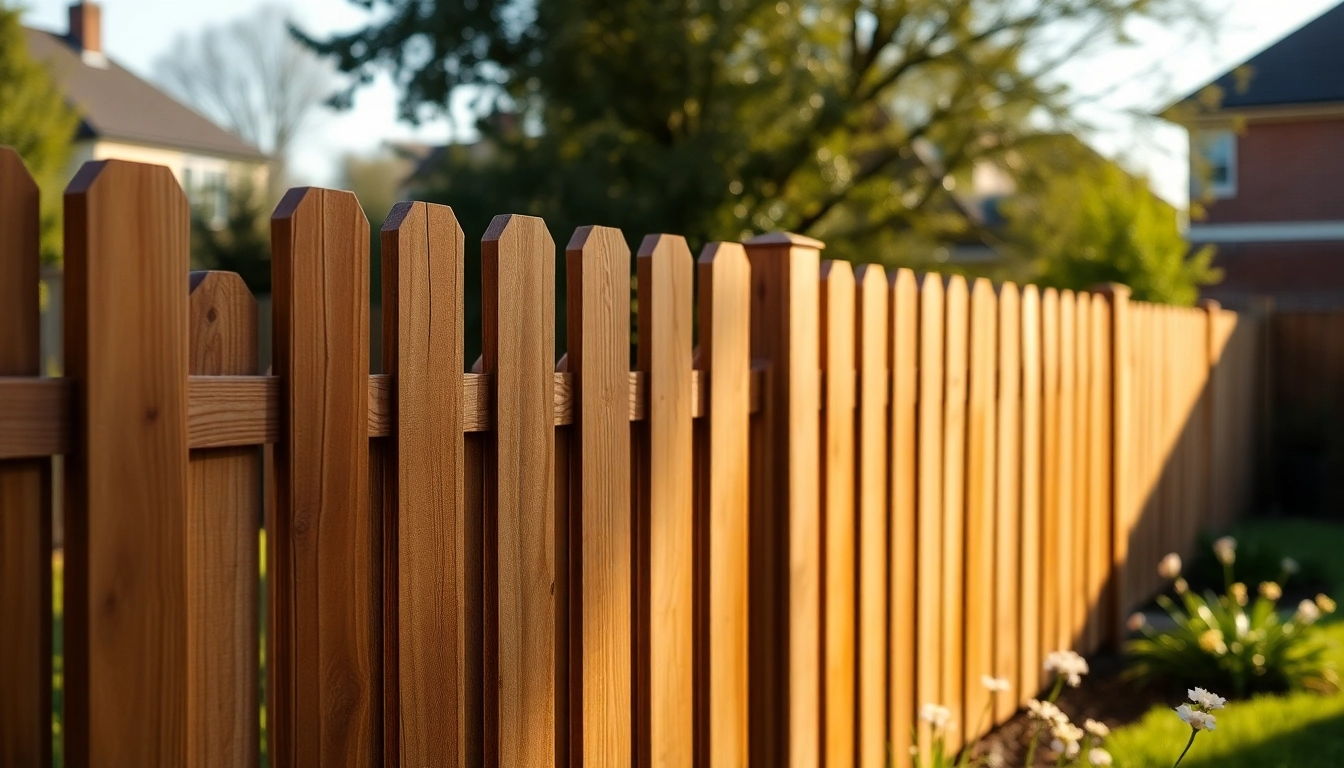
[[481, 215, 556, 768], [63, 159, 191, 766], [742, 232, 822, 768], [566, 225, 633, 767], [269, 188, 376, 767], [694, 243, 751, 767], [0, 148, 51, 768], [1093, 284, 1131, 646], [381, 203, 472, 766], [187, 271, 260, 768]]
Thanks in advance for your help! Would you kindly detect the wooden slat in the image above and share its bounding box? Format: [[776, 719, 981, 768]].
[[0, 146, 50, 768], [186, 271, 260, 768], [854, 264, 888, 768], [566, 225, 633, 766], [1056, 290, 1076, 652], [190, 376, 279, 448], [635, 234, 694, 768], [1071, 292, 1089, 649], [820, 260, 856, 768], [941, 276, 968, 750], [1018, 286, 1042, 700], [887, 269, 918, 768], [482, 215, 557, 768], [914, 273, 943, 756], [694, 242, 751, 768], [993, 283, 1021, 723], [963, 278, 996, 739], [269, 187, 377, 766], [381, 202, 472, 765], [1039, 288, 1060, 675], [743, 232, 822, 768], [1088, 295, 1112, 651], [63, 159, 191, 766]]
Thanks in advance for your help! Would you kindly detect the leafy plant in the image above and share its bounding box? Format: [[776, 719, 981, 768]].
[[1127, 538, 1339, 697]]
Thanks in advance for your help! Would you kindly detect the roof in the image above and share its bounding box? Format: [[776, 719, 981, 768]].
[[24, 27, 266, 162], [1175, 0, 1344, 111]]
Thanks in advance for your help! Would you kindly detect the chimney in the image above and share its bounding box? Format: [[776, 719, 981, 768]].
[[68, 2, 102, 57]]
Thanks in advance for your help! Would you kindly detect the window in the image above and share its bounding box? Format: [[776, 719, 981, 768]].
[[181, 164, 229, 229], [1195, 129, 1236, 199]]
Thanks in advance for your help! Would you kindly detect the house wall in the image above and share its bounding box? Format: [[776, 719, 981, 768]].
[[70, 138, 268, 192], [1199, 117, 1344, 224]]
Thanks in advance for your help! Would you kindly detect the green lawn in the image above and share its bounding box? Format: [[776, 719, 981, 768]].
[[1107, 519, 1344, 768]]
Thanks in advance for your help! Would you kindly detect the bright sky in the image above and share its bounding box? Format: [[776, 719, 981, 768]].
[[20, 0, 1344, 206]]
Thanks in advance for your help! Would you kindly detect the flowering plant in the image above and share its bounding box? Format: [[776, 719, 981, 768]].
[[1171, 687, 1224, 766], [1126, 539, 1339, 696], [1019, 651, 1114, 768], [912, 676, 1015, 768]]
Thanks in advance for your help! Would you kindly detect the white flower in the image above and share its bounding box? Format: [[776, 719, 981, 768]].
[[985, 750, 1006, 768], [1027, 699, 1068, 726], [1175, 704, 1217, 731], [1259, 581, 1282, 601], [1044, 650, 1090, 687], [1085, 718, 1110, 737], [1051, 721, 1084, 745], [1158, 553, 1183, 579], [1127, 612, 1147, 632], [981, 675, 1011, 693], [1089, 747, 1114, 766], [1296, 599, 1321, 625], [1213, 536, 1237, 566], [1282, 557, 1300, 575], [1187, 688, 1226, 711], [919, 703, 952, 729], [1050, 738, 1081, 758]]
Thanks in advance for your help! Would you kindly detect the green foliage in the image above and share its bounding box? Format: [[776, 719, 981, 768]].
[[1003, 146, 1220, 306], [300, 0, 1211, 271], [1126, 540, 1339, 698], [0, 3, 78, 264], [190, 178, 271, 295]]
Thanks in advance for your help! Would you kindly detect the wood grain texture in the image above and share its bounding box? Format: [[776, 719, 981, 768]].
[[381, 202, 472, 766], [820, 260, 857, 768], [1088, 295, 1112, 650], [635, 234, 694, 768], [482, 215, 557, 768], [887, 269, 918, 768], [1018, 286, 1042, 700], [0, 147, 50, 768], [1056, 290, 1076, 653], [566, 225, 633, 768], [269, 187, 377, 767], [743, 233, 822, 768], [914, 273, 944, 755], [854, 264, 888, 768], [187, 271, 260, 768], [963, 278, 996, 739], [63, 159, 191, 766], [993, 284, 1021, 723], [1069, 293, 1089, 649], [940, 276, 968, 750], [694, 242, 751, 768], [1039, 288, 1060, 678]]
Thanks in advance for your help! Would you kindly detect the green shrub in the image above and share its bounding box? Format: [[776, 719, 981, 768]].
[[1126, 537, 1339, 698]]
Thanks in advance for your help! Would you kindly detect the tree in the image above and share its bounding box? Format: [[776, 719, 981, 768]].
[[299, 0, 1211, 267], [0, 3, 78, 264], [1002, 140, 1219, 306], [156, 4, 332, 198], [190, 178, 272, 294]]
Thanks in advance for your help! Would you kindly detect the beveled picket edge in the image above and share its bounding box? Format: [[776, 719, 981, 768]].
[[0, 368, 767, 457]]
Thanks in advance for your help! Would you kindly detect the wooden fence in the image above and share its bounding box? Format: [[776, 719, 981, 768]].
[[0, 150, 1263, 767]]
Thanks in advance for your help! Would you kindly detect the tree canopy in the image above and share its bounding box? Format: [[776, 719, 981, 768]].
[[302, 0, 1210, 270], [0, 3, 78, 264]]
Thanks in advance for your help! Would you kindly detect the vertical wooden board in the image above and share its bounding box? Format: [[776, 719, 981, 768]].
[[270, 187, 376, 767], [635, 234, 694, 768], [854, 264, 888, 768], [1040, 288, 1060, 681], [187, 272, 260, 768], [941, 276, 968, 750], [992, 284, 1021, 723], [914, 274, 943, 754], [1087, 296, 1112, 651], [0, 148, 50, 768], [820, 260, 857, 768], [887, 269, 918, 768], [694, 243, 751, 768], [63, 160, 191, 766], [963, 278, 996, 739], [1093, 285, 1130, 639], [1055, 291, 1076, 653], [567, 226, 633, 767], [482, 215, 557, 768], [743, 233, 822, 768], [381, 203, 470, 766], [1018, 286, 1043, 701], [1071, 293, 1090, 649]]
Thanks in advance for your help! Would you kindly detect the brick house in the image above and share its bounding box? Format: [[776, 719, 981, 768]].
[[1163, 0, 1344, 309]]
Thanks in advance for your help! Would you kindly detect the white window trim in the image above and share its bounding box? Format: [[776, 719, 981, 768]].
[[1188, 221, 1344, 243]]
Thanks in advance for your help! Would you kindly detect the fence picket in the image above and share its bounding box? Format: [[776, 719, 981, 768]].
[[993, 283, 1021, 723], [1087, 295, 1112, 651], [915, 273, 944, 755], [1019, 286, 1043, 697], [1057, 290, 1077, 652], [1040, 288, 1061, 672], [941, 276, 969, 748], [887, 269, 919, 768], [963, 278, 997, 738], [1072, 292, 1090, 649]]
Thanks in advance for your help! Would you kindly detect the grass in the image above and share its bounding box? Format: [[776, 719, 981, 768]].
[[1107, 518, 1344, 767]]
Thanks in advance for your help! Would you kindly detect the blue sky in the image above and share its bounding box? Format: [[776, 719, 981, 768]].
[[20, 0, 1343, 205]]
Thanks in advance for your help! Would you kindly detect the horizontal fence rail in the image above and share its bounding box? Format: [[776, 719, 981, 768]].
[[0, 149, 1264, 767]]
